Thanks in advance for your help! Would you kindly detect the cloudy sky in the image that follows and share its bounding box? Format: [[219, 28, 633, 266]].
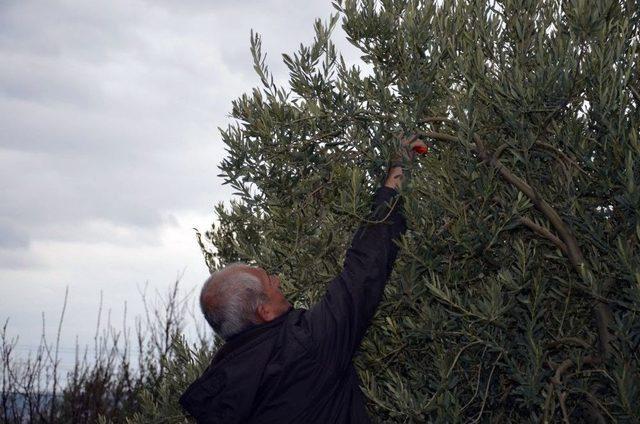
[[0, 0, 362, 371]]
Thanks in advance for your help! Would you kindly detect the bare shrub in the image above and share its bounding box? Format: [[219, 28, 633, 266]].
[[0, 273, 214, 423]]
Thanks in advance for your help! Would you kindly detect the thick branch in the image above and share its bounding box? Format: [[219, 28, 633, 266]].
[[420, 129, 582, 265], [419, 130, 458, 143]]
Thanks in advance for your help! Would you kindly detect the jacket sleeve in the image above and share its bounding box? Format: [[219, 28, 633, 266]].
[[303, 185, 408, 374]]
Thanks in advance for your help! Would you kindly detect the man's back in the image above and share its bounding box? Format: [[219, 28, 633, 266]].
[[180, 186, 407, 423], [180, 307, 373, 423]]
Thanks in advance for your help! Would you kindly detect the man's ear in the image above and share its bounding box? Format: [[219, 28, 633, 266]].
[[256, 303, 272, 323]]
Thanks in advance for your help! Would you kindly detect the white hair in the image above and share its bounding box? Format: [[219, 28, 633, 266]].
[[199, 261, 269, 340]]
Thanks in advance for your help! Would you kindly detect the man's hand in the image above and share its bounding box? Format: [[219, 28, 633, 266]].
[[384, 134, 428, 191]]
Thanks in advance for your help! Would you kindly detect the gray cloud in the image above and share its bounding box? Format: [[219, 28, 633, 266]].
[[0, 0, 370, 367], [0, 0, 361, 266], [0, 248, 42, 269], [0, 218, 29, 249], [0, 1, 142, 62]]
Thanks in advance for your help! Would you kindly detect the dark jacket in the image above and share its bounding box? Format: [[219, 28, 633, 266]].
[[179, 186, 407, 423]]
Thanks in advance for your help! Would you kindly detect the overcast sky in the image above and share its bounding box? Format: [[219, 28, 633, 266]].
[[0, 0, 362, 372]]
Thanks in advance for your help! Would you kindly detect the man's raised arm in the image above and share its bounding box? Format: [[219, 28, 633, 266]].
[[302, 136, 425, 374]]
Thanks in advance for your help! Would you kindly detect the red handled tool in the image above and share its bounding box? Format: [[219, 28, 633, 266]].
[[412, 145, 428, 154]]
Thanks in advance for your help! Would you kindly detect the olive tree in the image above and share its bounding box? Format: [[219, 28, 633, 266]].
[[135, 1, 640, 422]]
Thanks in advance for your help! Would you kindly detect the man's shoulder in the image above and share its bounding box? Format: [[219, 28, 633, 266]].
[[284, 307, 317, 351]]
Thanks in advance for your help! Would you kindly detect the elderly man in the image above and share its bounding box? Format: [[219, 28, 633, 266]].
[[179, 136, 425, 423]]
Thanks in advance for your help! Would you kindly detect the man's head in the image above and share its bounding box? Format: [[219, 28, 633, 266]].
[[199, 262, 292, 340]]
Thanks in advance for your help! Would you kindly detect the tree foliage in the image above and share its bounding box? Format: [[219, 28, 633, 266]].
[[161, 0, 639, 422]]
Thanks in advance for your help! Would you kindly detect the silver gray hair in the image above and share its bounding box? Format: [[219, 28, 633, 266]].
[[199, 261, 269, 340]]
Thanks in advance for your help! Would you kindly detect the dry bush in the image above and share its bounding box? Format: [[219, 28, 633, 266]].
[[0, 275, 214, 423]]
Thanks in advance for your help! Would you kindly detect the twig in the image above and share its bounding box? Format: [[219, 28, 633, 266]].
[[50, 285, 69, 422], [341, 194, 402, 224], [471, 351, 503, 424], [418, 341, 483, 415], [94, 290, 104, 363], [629, 85, 640, 104], [578, 388, 614, 423], [460, 346, 488, 412], [556, 283, 573, 337], [545, 355, 601, 422], [558, 391, 570, 424], [493, 143, 509, 160], [519, 216, 568, 254], [546, 337, 591, 350], [533, 140, 589, 177], [374, 342, 408, 365]]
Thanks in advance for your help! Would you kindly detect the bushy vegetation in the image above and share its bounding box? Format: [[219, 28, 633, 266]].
[[1, 280, 216, 423]]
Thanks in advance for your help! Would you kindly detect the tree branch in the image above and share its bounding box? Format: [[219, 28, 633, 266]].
[[493, 143, 509, 160], [546, 337, 591, 350], [421, 118, 612, 358], [519, 216, 568, 255], [545, 355, 601, 423], [533, 140, 589, 177]]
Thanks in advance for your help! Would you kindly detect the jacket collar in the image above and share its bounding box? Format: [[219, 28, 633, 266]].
[[209, 305, 294, 367]]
